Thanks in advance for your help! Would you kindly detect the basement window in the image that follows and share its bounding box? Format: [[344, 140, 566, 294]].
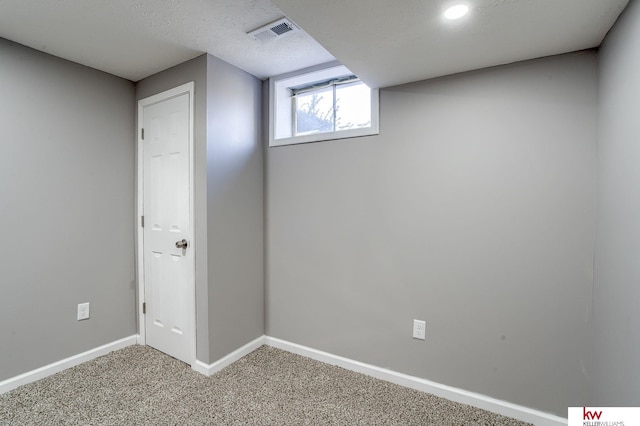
[[269, 63, 379, 147]]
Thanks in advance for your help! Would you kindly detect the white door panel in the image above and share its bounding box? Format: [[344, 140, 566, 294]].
[[141, 89, 193, 364]]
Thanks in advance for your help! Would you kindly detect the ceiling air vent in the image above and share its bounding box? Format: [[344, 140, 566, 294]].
[[248, 18, 300, 43]]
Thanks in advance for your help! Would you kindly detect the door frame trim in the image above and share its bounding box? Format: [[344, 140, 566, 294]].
[[136, 82, 196, 365]]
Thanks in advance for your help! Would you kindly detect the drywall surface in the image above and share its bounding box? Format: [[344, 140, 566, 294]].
[[135, 55, 210, 362], [206, 55, 264, 362], [0, 38, 136, 381], [593, 0, 640, 405], [136, 54, 264, 364], [266, 53, 597, 416]]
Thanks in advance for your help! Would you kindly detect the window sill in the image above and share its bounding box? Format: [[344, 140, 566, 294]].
[[270, 126, 379, 147]]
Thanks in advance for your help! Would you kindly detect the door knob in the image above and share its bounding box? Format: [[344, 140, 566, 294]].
[[175, 239, 188, 249]]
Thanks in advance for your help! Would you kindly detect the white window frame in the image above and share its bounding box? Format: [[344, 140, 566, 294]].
[[269, 61, 379, 147]]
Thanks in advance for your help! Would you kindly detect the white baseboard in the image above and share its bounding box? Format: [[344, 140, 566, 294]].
[[264, 337, 567, 426], [0, 334, 568, 426], [0, 335, 139, 395], [192, 335, 266, 376]]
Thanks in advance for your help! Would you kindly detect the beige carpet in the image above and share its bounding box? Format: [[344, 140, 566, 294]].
[[0, 345, 532, 425]]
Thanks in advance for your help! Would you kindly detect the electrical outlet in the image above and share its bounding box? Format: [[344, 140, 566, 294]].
[[77, 303, 90, 321], [413, 319, 426, 340]]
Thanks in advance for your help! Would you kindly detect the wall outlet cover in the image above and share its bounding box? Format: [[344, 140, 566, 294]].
[[413, 319, 426, 340], [77, 302, 90, 321]]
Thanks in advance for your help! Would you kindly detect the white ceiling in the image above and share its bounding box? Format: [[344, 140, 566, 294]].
[[273, 0, 629, 88], [0, 0, 335, 82], [0, 0, 629, 86]]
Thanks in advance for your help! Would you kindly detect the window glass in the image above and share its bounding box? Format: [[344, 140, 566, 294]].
[[336, 81, 371, 131], [295, 86, 334, 135]]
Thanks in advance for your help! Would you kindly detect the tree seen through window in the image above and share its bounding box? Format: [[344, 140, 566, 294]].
[[294, 80, 371, 136]]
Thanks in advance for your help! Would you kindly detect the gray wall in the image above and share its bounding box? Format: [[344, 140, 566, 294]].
[[206, 56, 264, 361], [593, 0, 640, 405], [266, 52, 598, 416], [0, 38, 136, 381], [135, 55, 211, 362], [136, 54, 264, 364]]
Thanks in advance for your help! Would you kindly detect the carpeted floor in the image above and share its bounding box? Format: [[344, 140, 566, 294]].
[[0, 345, 532, 425]]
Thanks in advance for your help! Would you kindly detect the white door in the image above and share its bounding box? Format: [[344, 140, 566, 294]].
[[139, 83, 194, 364]]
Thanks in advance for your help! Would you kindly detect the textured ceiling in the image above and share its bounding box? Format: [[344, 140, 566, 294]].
[[0, 0, 629, 86], [273, 0, 629, 88], [0, 0, 335, 82]]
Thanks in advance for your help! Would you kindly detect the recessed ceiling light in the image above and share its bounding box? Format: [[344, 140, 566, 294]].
[[443, 4, 469, 20]]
